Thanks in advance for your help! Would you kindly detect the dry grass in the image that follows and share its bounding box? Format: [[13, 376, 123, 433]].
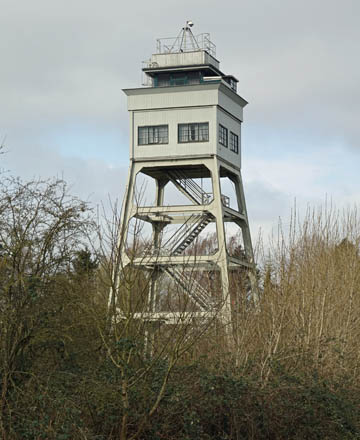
[[225, 205, 360, 384]]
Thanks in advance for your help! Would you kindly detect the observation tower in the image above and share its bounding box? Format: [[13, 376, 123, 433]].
[[117, 22, 256, 325]]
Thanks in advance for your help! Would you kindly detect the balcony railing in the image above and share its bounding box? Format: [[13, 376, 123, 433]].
[[156, 33, 216, 57]]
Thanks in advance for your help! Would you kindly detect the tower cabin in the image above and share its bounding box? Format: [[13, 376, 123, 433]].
[[123, 23, 247, 173]]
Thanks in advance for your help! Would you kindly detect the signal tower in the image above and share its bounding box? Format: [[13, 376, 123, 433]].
[[117, 22, 256, 325]]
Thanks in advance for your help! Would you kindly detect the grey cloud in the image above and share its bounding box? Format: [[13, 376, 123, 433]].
[[2, 0, 360, 143], [245, 181, 290, 223], [1, 140, 127, 211], [1, 0, 360, 238]]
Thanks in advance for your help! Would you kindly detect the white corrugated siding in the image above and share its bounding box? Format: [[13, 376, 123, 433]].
[[133, 107, 216, 159], [126, 84, 244, 168], [150, 51, 219, 70]]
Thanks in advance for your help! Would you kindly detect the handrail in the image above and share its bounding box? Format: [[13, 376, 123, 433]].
[[171, 214, 212, 255], [168, 169, 212, 205], [161, 214, 199, 250], [165, 266, 214, 311]]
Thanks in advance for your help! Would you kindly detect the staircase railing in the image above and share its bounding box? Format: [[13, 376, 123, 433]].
[[166, 170, 212, 205], [147, 171, 217, 310], [170, 214, 212, 255], [161, 214, 199, 252], [164, 266, 215, 311]]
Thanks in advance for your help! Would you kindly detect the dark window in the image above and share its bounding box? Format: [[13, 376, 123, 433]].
[[172, 73, 187, 86], [187, 72, 201, 85], [154, 72, 201, 88], [157, 74, 170, 87], [230, 132, 239, 153], [229, 79, 237, 92], [138, 125, 168, 145], [178, 123, 209, 143], [224, 77, 237, 92], [219, 124, 228, 147]]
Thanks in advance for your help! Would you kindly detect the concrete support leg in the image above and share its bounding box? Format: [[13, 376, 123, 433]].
[[209, 160, 231, 323], [145, 178, 168, 358], [232, 172, 259, 305], [108, 162, 139, 311]]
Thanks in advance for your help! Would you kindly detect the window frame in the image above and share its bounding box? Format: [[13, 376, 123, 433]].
[[219, 124, 228, 147], [230, 131, 239, 154], [178, 122, 209, 143], [229, 78, 237, 92], [138, 125, 169, 145]]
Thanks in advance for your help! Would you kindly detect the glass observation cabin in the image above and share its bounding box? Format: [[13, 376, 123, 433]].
[[142, 31, 238, 92]]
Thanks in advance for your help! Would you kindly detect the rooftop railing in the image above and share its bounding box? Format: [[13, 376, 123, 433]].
[[155, 33, 216, 57]]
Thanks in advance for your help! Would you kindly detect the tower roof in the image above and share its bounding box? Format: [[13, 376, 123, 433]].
[[143, 22, 220, 75], [155, 21, 216, 57], [142, 22, 239, 93]]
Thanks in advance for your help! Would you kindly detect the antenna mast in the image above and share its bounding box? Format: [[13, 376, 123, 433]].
[[170, 20, 200, 53]]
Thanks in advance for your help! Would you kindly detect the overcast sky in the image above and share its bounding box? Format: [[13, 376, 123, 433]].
[[1, 0, 360, 242]]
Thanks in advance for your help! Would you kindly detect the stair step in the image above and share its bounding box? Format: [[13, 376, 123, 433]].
[[168, 212, 214, 256], [167, 170, 212, 206], [165, 267, 213, 311]]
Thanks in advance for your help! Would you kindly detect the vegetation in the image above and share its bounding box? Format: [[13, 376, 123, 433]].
[[0, 175, 360, 439]]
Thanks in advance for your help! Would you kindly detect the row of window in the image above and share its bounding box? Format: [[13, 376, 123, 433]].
[[153, 73, 238, 92], [155, 72, 202, 88], [219, 124, 239, 153], [138, 123, 239, 153], [138, 123, 209, 145]]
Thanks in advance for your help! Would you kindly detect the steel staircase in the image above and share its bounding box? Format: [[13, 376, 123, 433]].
[[171, 214, 212, 255], [162, 212, 215, 311], [161, 212, 213, 256], [164, 266, 215, 311], [149, 171, 219, 311], [166, 169, 212, 205]]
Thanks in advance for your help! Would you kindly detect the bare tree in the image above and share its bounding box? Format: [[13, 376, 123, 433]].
[[0, 177, 94, 437], [90, 200, 220, 440]]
